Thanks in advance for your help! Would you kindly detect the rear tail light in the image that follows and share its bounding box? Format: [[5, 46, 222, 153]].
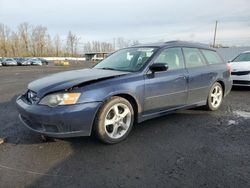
[[227, 63, 232, 74]]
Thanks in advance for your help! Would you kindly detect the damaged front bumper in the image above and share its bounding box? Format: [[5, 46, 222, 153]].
[[16, 95, 101, 138]]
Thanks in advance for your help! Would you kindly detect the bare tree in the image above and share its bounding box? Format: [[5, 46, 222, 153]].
[[131, 40, 140, 46], [84, 42, 92, 53], [45, 34, 54, 56], [100, 42, 113, 52], [116, 37, 130, 49], [18, 22, 30, 56], [0, 22, 119, 57], [0, 24, 11, 57], [54, 34, 62, 56], [10, 31, 20, 56], [92, 41, 101, 52], [66, 31, 79, 56], [30, 25, 47, 56], [84, 41, 114, 53]]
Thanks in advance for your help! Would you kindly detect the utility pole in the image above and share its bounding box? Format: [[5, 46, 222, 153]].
[[113, 38, 116, 51], [213, 20, 218, 48]]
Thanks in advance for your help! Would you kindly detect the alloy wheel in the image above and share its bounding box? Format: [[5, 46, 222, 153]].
[[210, 85, 223, 108], [104, 103, 132, 139]]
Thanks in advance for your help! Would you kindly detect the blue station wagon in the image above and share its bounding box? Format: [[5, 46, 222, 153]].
[[16, 41, 232, 144]]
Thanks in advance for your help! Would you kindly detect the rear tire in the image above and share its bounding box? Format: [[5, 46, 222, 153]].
[[94, 96, 134, 144], [206, 82, 223, 111]]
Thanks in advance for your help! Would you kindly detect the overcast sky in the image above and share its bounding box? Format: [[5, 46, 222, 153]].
[[0, 0, 250, 46]]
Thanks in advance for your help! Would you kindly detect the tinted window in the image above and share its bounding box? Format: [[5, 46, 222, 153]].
[[183, 48, 206, 68], [232, 52, 250, 62], [154, 48, 184, 70], [201, 50, 222, 64]]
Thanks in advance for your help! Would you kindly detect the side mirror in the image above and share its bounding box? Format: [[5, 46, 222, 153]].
[[149, 63, 168, 73]]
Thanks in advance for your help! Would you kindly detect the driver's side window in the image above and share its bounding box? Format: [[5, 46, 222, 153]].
[[154, 48, 184, 71]]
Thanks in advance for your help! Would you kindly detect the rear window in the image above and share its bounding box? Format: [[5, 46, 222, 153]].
[[201, 50, 222, 64]]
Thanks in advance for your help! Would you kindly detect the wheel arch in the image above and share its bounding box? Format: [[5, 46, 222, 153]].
[[214, 79, 225, 96], [99, 92, 141, 123], [113, 93, 140, 123]]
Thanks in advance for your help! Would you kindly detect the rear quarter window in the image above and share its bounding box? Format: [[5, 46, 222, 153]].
[[201, 49, 223, 64]]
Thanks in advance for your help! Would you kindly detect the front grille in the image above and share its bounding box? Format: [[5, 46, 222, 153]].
[[233, 80, 250, 85], [231, 71, 250, 76]]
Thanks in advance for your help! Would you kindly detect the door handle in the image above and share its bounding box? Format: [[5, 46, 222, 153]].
[[182, 75, 187, 79], [176, 75, 188, 80], [182, 75, 189, 82]]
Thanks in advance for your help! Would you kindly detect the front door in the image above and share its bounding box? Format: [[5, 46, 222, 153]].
[[143, 47, 188, 115]]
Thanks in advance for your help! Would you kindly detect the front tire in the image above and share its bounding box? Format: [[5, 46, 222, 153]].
[[206, 82, 223, 111], [94, 96, 134, 144]]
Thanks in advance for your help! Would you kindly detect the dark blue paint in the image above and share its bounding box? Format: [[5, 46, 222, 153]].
[[16, 41, 232, 138]]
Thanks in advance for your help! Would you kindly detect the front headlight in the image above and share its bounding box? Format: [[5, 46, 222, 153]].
[[39, 93, 81, 107]]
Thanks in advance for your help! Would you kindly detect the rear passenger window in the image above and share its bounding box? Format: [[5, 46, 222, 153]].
[[154, 48, 184, 70], [201, 50, 222, 64], [183, 48, 206, 68]]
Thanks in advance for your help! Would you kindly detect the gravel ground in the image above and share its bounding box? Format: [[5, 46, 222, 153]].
[[0, 64, 250, 188]]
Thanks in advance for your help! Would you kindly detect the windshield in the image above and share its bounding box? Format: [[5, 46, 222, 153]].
[[94, 47, 157, 72], [232, 52, 250, 62]]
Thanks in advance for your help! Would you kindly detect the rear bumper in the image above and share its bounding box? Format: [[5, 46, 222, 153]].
[[16, 96, 101, 138]]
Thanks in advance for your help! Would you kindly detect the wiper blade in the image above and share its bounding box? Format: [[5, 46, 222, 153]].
[[97, 67, 132, 72], [100, 67, 116, 71]]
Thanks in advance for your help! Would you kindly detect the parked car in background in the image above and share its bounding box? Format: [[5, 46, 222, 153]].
[[21, 58, 32, 66], [0, 58, 3, 66], [14, 58, 31, 66], [229, 51, 250, 87], [2, 58, 18, 66], [16, 41, 232, 144], [28, 58, 42, 66], [38, 58, 49, 65], [14, 58, 22, 65]]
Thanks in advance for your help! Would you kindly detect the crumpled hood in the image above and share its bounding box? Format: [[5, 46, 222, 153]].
[[28, 68, 129, 97], [230, 61, 250, 72]]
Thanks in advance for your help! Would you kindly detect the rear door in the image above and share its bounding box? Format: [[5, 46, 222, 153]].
[[182, 47, 214, 104], [143, 47, 188, 115]]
